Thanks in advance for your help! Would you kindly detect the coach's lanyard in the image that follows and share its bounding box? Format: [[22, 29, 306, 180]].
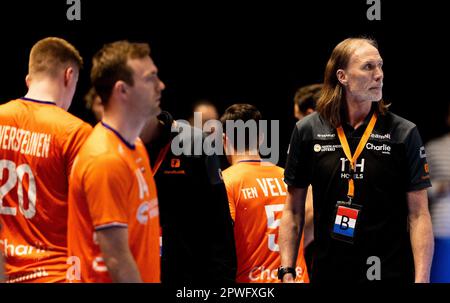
[[152, 141, 172, 176], [336, 112, 377, 202]]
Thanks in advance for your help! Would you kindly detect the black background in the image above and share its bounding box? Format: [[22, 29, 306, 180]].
[[0, 0, 448, 165]]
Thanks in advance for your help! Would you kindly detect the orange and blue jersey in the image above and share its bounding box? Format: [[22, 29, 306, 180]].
[[67, 122, 160, 283], [0, 98, 92, 283], [223, 160, 309, 283]]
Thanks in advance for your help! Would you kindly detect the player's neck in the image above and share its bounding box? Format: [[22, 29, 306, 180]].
[[230, 153, 261, 165], [102, 111, 146, 146], [345, 99, 372, 129], [140, 116, 161, 145], [25, 81, 65, 108]]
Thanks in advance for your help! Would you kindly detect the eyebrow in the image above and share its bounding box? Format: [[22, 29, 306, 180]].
[[143, 69, 158, 77], [362, 58, 383, 64]]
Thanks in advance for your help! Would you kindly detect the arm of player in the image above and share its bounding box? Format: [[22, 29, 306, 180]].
[[279, 186, 308, 283], [96, 227, 143, 283], [303, 185, 314, 247], [407, 189, 434, 283]]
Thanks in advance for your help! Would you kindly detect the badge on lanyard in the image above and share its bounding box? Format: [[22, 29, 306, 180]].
[[331, 201, 362, 244], [330, 111, 378, 244]]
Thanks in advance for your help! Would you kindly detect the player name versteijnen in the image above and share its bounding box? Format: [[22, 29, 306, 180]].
[[0, 125, 52, 158]]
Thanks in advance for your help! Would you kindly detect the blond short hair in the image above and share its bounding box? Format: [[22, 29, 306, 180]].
[[29, 37, 83, 78]]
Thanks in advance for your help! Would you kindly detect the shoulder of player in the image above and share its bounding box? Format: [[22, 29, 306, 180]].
[[55, 109, 92, 133], [381, 111, 418, 141], [28, 104, 93, 138], [295, 111, 317, 128], [382, 111, 416, 128], [222, 165, 243, 183], [0, 99, 30, 119], [222, 165, 235, 178], [274, 164, 285, 174], [0, 99, 18, 113], [294, 112, 325, 140], [82, 151, 131, 176]]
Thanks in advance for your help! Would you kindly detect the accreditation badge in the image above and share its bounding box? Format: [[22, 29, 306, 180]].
[[330, 201, 362, 244]]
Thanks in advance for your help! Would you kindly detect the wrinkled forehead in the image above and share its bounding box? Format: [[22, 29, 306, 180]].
[[349, 42, 382, 65]]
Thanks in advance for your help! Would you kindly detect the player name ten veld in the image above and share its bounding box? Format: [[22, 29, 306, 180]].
[[241, 177, 287, 199]]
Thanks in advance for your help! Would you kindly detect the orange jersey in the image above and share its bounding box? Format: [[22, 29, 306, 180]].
[[0, 98, 92, 283], [223, 160, 309, 283], [67, 122, 160, 283]]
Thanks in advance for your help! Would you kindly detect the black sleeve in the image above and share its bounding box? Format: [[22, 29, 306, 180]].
[[404, 126, 432, 191], [155, 131, 236, 284], [284, 122, 313, 188], [202, 153, 237, 283]]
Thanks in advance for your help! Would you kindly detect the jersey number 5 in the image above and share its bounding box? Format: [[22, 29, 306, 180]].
[[0, 160, 36, 219], [265, 204, 285, 252]]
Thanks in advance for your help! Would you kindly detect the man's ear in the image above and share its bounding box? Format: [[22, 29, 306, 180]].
[[258, 131, 265, 147], [222, 132, 228, 147], [336, 69, 347, 86], [25, 74, 31, 88], [223, 133, 235, 155], [64, 67, 74, 86], [112, 81, 128, 99]]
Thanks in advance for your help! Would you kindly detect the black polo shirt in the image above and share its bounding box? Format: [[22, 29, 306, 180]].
[[147, 121, 237, 285], [284, 103, 431, 283]]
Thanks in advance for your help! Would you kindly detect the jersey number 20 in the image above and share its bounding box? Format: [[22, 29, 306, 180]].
[[0, 160, 36, 219]]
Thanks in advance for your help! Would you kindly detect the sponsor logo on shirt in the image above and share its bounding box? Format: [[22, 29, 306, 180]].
[[0, 238, 48, 257], [313, 144, 342, 152], [248, 266, 305, 282], [164, 158, 186, 175], [92, 256, 108, 273], [317, 133, 336, 139], [370, 133, 391, 140], [420, 146, 427, 159], [170, 158, 181, 168], [365, 142, 391, 155], [340, 158, 365, 180], [136, 199, 159, 224]]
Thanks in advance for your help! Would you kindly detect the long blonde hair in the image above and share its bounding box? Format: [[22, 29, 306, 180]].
[[317, 38, 389, 128]]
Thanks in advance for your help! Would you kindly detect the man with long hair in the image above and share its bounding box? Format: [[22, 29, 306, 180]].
[[279, 38, 433, 283]]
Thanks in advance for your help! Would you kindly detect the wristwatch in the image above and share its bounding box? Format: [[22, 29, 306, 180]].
[[277, 266, 296, 281]]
